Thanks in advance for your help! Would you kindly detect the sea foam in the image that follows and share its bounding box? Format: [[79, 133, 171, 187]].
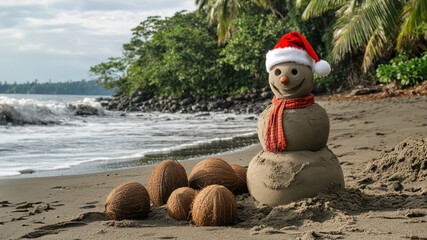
[[0, 96, 104, 125]]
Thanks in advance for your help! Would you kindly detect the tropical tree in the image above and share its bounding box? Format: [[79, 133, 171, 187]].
[[195, 0, 296, 44], [91, 11, 250, 97], [297, 0, 427, 71], [195, 0, 245, 44]]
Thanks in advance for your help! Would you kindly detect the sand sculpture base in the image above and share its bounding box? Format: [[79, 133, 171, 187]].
[[247, 147, 345, 206]]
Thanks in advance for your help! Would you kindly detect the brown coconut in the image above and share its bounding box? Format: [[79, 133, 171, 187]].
[[230, 164, 248, 193], [105, 182, 150, 220], [191, 184, 237, 226], [188, 157, 238, 192], [167, 187, 197, 221], [147, 160, 188, 207]]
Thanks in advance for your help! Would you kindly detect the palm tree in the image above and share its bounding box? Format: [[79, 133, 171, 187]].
[[195, 0, 291, 44], [296, 0, 426, 71], [195, 0, 244, 44]]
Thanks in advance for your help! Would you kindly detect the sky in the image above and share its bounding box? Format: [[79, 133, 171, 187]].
[[0, 0, 196, 83]]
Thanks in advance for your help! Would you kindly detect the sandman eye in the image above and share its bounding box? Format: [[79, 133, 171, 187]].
[[291, 68, 298, 75], [274, 69, 281, 76]]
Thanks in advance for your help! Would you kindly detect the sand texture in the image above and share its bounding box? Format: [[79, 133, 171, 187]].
[[247, 147, 344, 206], [0, 96, 426, 239]]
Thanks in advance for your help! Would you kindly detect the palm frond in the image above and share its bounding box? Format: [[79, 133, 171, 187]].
[[332, 0, 403, 62], [296, 0, 311, 8], [397, 0, 427, 49], [362, 26, 388, 71], [201, 0, 243, 44], [336, 0, 364, 17], [301, 0, 347, 20], [195, 0, 210, 11]]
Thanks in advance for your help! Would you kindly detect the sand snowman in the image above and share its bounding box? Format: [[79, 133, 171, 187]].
[[247, 31, 345, 206]]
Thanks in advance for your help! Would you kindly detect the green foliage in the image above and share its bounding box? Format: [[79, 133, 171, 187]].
[[376, 52, 427, 86], [0, 80, 112, 95], [220, 14, 281, 88], [90, 11, 248, 97], [89, 57, 130, 94], [397, 0, 427, 48], [313, 68, 346, 91], [299, 0, 427, 72]]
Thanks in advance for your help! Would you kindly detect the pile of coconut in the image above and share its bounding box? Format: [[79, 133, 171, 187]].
[[105, 158, 247, 226]]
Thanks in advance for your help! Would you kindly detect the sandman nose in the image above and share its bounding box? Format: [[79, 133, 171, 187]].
[[280, 75, 288, 85]]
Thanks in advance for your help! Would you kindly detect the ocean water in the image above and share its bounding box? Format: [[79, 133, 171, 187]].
[[0, 94, 258, 178]]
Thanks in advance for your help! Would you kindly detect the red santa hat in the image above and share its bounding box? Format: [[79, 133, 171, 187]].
[[266, 31, 331, 77]]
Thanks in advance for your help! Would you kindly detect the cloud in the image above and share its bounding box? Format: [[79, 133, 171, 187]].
[[0, 0, 197, 83], [23, 9, 179, 36], [0, 0, 64, 7]]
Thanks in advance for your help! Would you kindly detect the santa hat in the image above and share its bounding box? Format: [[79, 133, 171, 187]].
[[265, 31, 331, 77]]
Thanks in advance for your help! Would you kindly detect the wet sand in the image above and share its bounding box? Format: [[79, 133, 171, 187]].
[[1, 96, 426, 239]]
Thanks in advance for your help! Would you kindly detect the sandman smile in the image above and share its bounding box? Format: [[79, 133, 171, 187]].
[[273, 79, 305, 96]]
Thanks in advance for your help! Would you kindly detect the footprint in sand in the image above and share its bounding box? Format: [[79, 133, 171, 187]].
[[21, 212, 107, 239], [0, 200, 10, 207]]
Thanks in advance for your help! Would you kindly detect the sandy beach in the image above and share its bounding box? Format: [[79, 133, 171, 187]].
[[1, 96, 426, 239]]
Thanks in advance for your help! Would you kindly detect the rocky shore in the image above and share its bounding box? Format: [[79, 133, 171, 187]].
[[97, 84, 327, 114], [97, 87, 276, 115]]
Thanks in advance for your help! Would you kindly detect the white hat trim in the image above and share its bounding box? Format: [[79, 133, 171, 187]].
[[265, 47, 315, 72]]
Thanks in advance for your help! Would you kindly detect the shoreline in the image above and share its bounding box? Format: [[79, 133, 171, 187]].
[[0, 143, 262, 180], [1, 96, 426, 239]]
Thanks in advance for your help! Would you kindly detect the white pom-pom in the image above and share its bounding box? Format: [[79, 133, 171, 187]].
[[314, 60, 331, 77]]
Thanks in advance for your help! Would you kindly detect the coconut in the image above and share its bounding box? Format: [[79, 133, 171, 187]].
[[147, 160, 188, 207], [188, 157, 238, 192], [167, 187, 197, 221], [191, 184, 237, 226], [230, 164, 248, 193], [105, 182, 150, 220]]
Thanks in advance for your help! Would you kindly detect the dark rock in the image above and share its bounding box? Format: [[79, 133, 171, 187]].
[[260, 91, 271, 99], [170, 104, 178, 112], [195, 113, 210, 117], [99, 87, 293, 114], [0, 104, 21, 125], [19, 169, 35, 174], [350, 85, 383, 96], [67, 104, 99, 116], [99, 100, 110, 107], [132, 95, 145, 103], [248, 93, 258, 99], [180, 98, 193, 106]]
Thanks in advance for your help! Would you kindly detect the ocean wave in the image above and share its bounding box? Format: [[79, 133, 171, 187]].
[[0, 96, 104, 125], [1, 132, 258, 177], [90, 132, 259, 170]]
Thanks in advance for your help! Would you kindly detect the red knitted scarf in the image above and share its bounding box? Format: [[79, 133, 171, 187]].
[[265, 94, 315, 152]]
